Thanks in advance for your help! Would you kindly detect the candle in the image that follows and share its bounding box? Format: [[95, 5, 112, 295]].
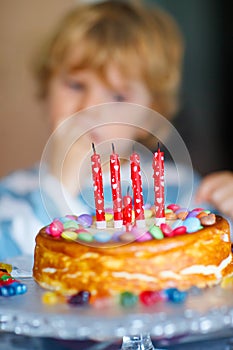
[[153, 143, 165, 225], [123, 186, 133, 230], [110, 143, 123, 228], [130, 150, 145, 228], [91, 143, 106, 229]]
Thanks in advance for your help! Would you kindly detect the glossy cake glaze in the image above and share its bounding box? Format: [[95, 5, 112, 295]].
[[33, 210, 233, 298]]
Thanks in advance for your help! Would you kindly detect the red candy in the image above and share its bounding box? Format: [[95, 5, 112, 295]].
[[172, 226, 187, 236], [139, 290, 164, 306], [49, 220, 63, 237], [167, 204, 180, 212], [160, 223, 174, 237]]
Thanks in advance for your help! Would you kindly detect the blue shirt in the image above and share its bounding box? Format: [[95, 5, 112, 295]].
[[0, 162, 202, 260]]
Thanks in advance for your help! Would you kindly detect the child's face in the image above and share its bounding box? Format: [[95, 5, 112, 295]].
[[46, 64, 153, 133], [45, 65, 153, 195]]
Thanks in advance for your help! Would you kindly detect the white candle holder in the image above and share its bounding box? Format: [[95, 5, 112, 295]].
[[114, 220, 123, 229], [155, 217, 166, 226], [96, 221, 107, 229]]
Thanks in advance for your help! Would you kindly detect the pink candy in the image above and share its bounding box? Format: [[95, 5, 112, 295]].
[[167, 204, 180, 212], [136, 231, 153, 242], [48, 220, 64, 237], [172, 226, 187, 236], [160, 223, 174, 237]]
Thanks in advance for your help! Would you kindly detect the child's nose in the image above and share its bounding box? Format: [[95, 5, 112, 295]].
[[80, 88, 111, 110]]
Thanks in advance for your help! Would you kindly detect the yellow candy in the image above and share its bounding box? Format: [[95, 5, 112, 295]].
[[42, 291, 59, 305], [105, 213, 114, 222], [0, 262, 12, 273], [144, 209, 153, 219], [61, 231, 78, 241], [221, 275, 233, 289], [131, 210, 135, 222]]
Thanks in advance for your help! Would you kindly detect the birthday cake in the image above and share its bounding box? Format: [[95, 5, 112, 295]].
[[33, 206, 233, 299], [33, 146, 233, 300]]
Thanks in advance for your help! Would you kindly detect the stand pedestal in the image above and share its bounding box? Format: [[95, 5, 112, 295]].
[[121, 334, 156, 349]]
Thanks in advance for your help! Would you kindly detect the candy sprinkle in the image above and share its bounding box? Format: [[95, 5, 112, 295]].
[[68, 290, 91, 306], [120, 291, 138, 307], [164, 288, 188, 303], [42, 291, 59, 305], [139, 290, 164, 306]]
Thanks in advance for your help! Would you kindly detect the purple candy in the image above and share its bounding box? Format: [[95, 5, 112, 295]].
[[77, 214, 93, 227], [136, 231, 153, 242], [65, 214, 78, 221], [131, 226, 147, 239], [187, 208, 203, 218], [112, 231, 124, 241], [105, 208, 114, 214], [175, 208, 188, 214]]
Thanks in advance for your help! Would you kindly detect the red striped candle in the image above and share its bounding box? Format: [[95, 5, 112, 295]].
[[123, 186, 133, 230], [130, 150, 145, 228], [153, 143, 165, 225], [91, 143, 106, 229], [110, 143, 123, 228]]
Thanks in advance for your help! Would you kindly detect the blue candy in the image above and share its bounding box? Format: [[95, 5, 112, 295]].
[[93, 231, 111, 243], [164, 288, 187, 303], [0, 282, 27, 297], [11, 282, 27, 295], [182, 217, 201, 233], [0, 285, 16, 296]]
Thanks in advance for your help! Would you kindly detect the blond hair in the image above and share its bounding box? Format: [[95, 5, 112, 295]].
[[35, 0, 184, 118]]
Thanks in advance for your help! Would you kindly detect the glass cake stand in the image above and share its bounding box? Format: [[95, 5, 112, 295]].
[[1, 256, 233, 350]]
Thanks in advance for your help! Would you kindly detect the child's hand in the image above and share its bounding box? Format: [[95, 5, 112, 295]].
[[196, 171, 233, 219]]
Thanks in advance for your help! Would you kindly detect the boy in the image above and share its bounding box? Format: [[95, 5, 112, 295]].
[[0, 1, 191, 258]]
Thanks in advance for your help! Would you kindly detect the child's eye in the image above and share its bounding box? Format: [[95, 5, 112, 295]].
[[66, 80, 85, 91], [113, 94, 126, 102]]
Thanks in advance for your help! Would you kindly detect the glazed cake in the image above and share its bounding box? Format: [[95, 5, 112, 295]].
[[33, 206, 233, 298]]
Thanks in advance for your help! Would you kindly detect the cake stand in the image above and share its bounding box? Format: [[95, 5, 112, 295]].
[[1, 256, 233, 350]]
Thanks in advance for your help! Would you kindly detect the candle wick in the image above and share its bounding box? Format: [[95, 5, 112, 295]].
[[132, 143, 135, 154], [157, 142, 160, 152], [92, 142, 96, 154], [127, 185, 130, 196], [112, 143, 115, 154]]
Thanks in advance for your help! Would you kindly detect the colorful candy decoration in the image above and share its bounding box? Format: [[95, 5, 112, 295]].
[[44, 203, 217, 245], [42, 286, 189, 308], [0, 264, 27, 297]]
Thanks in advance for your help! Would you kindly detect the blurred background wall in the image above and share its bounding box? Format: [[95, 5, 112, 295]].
[[0, 0, 232, 178]]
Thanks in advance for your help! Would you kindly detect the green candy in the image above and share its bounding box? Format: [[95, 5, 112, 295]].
[[0, 274, 11, 281], [120, 291, 138, 307], [165, 208, 173, 214], [63, 220, 79, 230], [77, 232, 94, 242], [149, 225, 164, 239]]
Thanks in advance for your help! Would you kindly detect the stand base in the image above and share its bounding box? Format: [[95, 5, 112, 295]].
[[120, 334, 155, 349]]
